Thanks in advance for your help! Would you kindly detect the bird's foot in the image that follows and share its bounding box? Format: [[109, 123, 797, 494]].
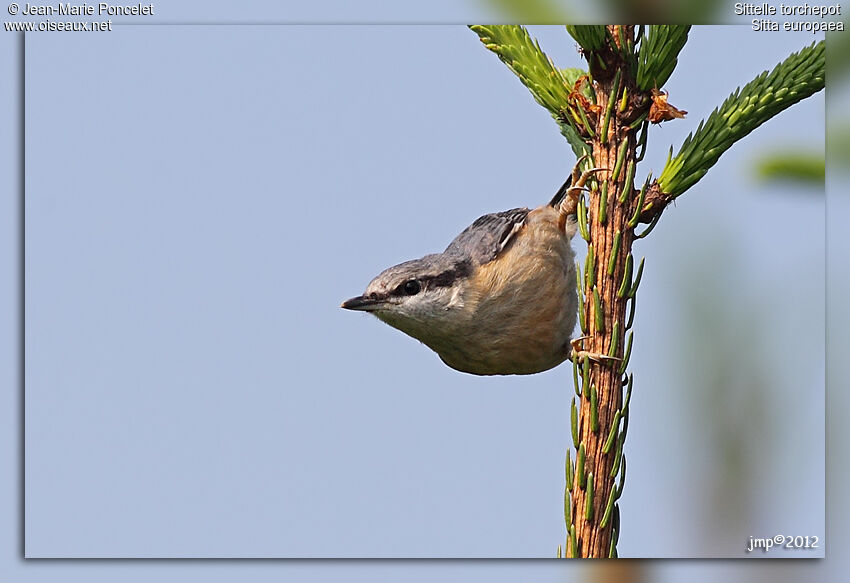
[[569, 336, 620, 365], [558, 156, 610, 216]]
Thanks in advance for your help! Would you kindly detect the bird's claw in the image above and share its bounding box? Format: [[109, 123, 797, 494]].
[[559, 157, 611, 216], [569, 336, 621, 366]]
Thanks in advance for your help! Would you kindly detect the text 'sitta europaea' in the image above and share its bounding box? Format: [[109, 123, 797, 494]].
[[342, 159, 608, 375]]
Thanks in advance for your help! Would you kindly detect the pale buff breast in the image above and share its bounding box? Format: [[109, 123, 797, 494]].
[[425, 206, 578, 375]]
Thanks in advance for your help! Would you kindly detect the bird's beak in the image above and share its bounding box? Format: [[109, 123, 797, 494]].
[[341, 295, 383, 311]]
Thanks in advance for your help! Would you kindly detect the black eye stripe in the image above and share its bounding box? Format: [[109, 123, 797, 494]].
[[427, 269, 460, 288], [389, 261, 473, 297], [420, 261, 472, 289]]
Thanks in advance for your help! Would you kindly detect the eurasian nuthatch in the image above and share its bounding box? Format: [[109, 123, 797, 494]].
[[342, 160, 605, 376]]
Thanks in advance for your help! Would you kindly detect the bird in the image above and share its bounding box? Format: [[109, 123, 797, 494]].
[[341, 158, 606, 376]]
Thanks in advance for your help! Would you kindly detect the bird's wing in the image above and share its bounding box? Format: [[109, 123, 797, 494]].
[[443, 207, 530, 266]]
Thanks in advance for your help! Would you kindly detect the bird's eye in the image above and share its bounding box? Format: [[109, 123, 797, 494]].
[[403, 280, 421, 296]]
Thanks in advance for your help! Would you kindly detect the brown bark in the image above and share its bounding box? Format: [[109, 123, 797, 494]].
[[568, 25, 639, 559]]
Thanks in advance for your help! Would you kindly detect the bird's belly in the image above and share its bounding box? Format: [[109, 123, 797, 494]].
[[431, 216, 577, 375], [433, 292, 575, 375], [436, 327, 571, 375]]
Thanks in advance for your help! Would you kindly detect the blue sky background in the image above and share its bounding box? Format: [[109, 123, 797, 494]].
[[1, 5, 843, 581], [21, 24, 824, 559]]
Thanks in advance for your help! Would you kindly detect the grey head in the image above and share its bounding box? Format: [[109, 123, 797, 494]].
[[341, 208, 530, 336], [340, 252, 474, 339]]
